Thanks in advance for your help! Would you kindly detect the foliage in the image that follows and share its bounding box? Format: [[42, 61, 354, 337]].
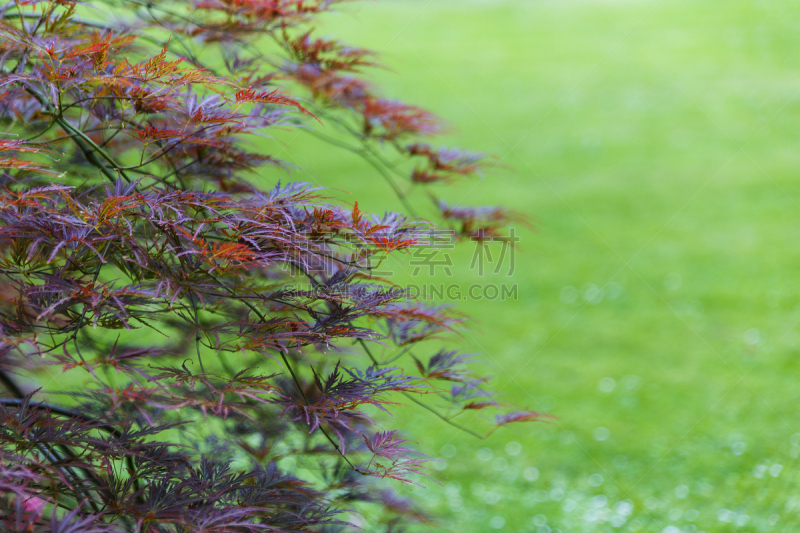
[[0, 1, 543, 530]]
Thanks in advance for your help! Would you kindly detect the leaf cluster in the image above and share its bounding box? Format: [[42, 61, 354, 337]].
[[0, 1, 545, 530]]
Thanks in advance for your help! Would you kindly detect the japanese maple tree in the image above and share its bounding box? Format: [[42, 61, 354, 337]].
[[0, 0, 544, 531]]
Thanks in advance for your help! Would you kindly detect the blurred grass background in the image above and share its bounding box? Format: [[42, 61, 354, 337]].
[[270, 0, 800, 531]]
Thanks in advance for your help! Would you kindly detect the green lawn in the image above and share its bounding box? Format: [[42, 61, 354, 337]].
[[269, 0, 800, 531]]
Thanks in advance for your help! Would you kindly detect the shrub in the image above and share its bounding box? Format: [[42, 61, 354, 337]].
[[0, 1, 544, 530]]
